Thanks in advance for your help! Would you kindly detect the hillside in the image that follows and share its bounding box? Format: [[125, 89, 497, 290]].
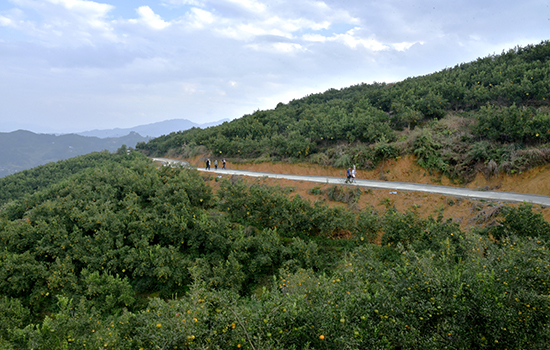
[[0, 130, 148, 177], [2, 41, 550, 349], [138, 41, 550, 184], [2, 149, 550, 349], [183, 154, 550, 227], [189, 154, 550, 196]]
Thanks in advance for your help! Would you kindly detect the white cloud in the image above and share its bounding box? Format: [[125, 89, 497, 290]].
[[130, 6, 170, 30], [46, 0, 113, 15], [273, 42, 305, 53], [183, 7, 215, 28], [161, 0, 204, 7], [214, 15, 332, 43], [302, 33, 326, 42], [3, 0, 117, 44], [1, 0, 549, 132], [265, 16, 330, 33], [392, 41, 421, 52], [46, 0, 114, 32], [337, 29, 388, 51], [304, 28, 389, 51], [225, 0, 266, 14], [0, 15, 13, 27], [247, 41, 306, 54]]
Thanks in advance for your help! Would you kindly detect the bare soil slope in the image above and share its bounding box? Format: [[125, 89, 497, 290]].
[[186, 155, 550, 229]]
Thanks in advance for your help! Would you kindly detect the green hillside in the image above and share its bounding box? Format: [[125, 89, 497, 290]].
[[2, 42, 550, 349], [0, 130, 148, 178], [138, 41, 550, 182], [1, 148, 550, 348], [0, 147, 139, 206]]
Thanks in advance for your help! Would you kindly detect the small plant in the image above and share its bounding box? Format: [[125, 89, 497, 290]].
[[326, 185, 361, 204], [380, 198, 393, 209], [307, 186, 324, 195]]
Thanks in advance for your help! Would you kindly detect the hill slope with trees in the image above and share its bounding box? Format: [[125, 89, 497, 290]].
[[1, 148, 550, 348], [0, 130, 148, 178], [2, 41, 550, 349], [137, 41, 550, 183]]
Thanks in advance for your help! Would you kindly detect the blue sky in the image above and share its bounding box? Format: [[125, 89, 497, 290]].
[[0, 0, 549, 134]]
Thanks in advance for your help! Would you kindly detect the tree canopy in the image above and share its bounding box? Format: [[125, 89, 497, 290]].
[[3, 41, 550, 348], [1, 148, 550, 348], [138, 41, 550, 182]]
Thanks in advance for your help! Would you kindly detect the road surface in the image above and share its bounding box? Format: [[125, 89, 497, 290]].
[[151, 158, 550, 206]]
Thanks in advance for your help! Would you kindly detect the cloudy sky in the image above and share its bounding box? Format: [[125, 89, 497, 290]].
[[0, 0, 548, 133]]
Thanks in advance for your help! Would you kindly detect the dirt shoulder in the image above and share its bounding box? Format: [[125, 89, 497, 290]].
[[218, 155, 550, 197], [183, 155, 550, 229]]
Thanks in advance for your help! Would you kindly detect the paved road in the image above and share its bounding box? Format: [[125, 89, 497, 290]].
[[152, 158, 550, 206]]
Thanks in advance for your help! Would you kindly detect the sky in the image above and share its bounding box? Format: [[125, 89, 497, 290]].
[[0, 0, 549, 134]]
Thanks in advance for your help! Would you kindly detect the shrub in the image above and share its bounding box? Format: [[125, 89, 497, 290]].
[[326, 185, 362, 204], [381, 209, 425, 247], [488, 203, 550, 240]]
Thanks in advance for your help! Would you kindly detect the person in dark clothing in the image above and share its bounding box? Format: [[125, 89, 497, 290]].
[[222, 159, 226, 169], [206, 159, 210, 170], [346, 167, 352, 183]]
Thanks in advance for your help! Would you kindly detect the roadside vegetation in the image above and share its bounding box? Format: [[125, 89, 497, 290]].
[[1, 149, 549, 349], [1, 41, 550, 349], [138, 41, 550, 183]]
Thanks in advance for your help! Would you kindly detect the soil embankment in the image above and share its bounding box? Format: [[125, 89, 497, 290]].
[[182, 155, 550, 229]]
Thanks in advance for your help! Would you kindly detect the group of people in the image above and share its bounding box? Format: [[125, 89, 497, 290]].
[[346, 165, 357, 183], [205, 158, 226, 170], [205, 158, 357, 183]]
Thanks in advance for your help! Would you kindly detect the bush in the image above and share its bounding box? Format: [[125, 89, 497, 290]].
[[326, 185, 362, 204], [488, 203, 550, 240]]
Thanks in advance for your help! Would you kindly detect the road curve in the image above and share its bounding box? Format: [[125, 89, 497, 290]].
[[151, 158, 550, 207]]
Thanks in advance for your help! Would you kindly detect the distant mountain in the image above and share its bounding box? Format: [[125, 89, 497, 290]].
[[77, 118, 230, 138], [0, 130, 148, 178]]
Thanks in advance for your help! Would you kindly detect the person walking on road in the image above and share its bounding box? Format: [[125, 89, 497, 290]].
[[222, 159, 226, 169], [214, 160, 218, 170], [351, 165, 356, 183], [346, 167, 352, 183], [206, 159, 210, 170]]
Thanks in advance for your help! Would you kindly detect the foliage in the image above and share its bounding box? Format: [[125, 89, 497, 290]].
[[0, 149, 148, 205], [487, 203, 550, 240], [0, 130, 148, 178], [1, 152, 550, 348], [4, 41, 550, 349], [137, 41, 550, 181], [325, 185, 362, 204], [5, 227, 550, 349], [473, 104, 550, 143], [413, 130, 443, 172]]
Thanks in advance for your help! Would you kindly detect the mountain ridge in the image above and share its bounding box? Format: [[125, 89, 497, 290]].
[[0, 118, 230, 177], [0, 130, 147, 177], [77, 118, 230, 138]]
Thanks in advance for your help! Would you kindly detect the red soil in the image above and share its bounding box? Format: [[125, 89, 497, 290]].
[[183, 155, 550, 230]]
